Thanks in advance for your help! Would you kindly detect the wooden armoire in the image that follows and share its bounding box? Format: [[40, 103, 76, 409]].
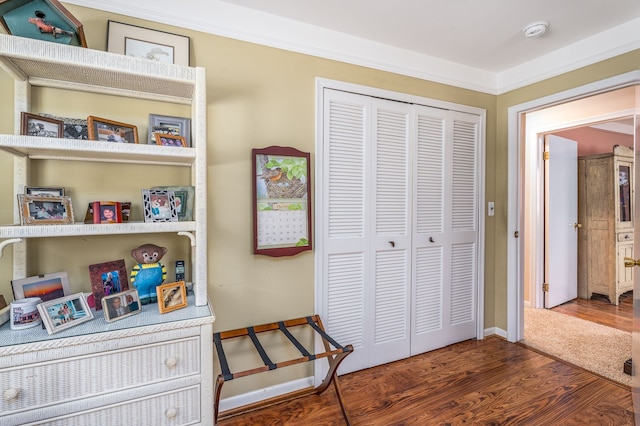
[[577, 145, 634, 305]]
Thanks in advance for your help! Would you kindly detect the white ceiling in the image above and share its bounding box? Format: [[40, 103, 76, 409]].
[[219, 0, 640, 73], [67, 0, 640, 94]]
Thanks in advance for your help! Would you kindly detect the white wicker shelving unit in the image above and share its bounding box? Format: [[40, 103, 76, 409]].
[[0, 34, 214, 425]]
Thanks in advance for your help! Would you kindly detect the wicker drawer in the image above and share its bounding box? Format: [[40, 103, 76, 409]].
[[22, 385, 201, 426], [1, 336, 200, 415]]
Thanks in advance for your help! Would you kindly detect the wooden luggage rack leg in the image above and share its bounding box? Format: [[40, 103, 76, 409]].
[[213, 315, 353, 425]]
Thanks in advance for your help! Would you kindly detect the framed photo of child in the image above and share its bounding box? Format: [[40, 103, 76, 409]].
[[88, 259, 129, 311]]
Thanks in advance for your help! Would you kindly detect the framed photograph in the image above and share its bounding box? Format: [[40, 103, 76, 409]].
[[252, 146, 312, 257], [151, 186, 194, 221], [38, 292, 93, 335], [142, 189, 178, 222], [83, 201, 130, 224], [92, 201, 123, 224], [157, 281, 187, 314], [148, 114, 191, 146], [20, 112, 63, 138], [17, 194, 74, 225], [88, 259, 129, 311], [101, 289, 141, 322], [25, 186, 64, 196], [107, 20, 190, 66], [39, 114, 88, 139], [87, 116, 138, 144], [0, 0, 87, 47], [154, 133, 186, 147], [11, 271, 71, 302]]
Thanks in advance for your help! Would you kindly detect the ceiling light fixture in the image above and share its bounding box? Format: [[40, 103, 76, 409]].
[[523, 20, 549, 38]]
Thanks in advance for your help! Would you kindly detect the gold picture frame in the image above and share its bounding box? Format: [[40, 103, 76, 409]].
[[157, 281, 187, 314], [17, 194, 74, 225]]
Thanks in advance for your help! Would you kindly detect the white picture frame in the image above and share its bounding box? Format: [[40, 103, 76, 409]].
[[38, 292, 94, 335]]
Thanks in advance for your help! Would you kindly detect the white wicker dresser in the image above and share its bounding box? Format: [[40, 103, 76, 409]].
[[1, 296, 214, 425]]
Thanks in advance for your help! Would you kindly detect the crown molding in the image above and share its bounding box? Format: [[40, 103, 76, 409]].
[[65, 0, 640, 95]]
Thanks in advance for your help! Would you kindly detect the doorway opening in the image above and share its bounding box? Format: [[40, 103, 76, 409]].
[[506, 71, 640, 344]]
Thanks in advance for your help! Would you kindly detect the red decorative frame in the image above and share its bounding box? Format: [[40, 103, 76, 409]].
[[252, 146, 312, 257]]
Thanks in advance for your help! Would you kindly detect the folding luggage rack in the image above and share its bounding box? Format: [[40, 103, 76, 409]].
[[213, 315, 353, 425]]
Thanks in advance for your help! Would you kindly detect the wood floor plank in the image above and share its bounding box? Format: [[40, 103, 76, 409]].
[[218, 336, 633, 425], [551, 292, 633, 333]]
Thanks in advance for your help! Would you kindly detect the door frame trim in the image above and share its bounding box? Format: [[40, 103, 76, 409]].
[[506, 70, 640, 342], [314, 78, 486, 384]]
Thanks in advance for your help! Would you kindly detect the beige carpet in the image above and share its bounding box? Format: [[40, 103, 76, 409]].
[[523, 307, 632, 386]]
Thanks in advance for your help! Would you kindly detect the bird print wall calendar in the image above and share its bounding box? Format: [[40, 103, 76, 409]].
[[252, 146, 312, 257]]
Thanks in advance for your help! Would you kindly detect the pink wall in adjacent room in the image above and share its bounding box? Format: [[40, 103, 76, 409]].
[[553, 127, 633, 156]]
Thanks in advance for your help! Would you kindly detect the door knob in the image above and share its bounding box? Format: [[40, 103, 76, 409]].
[[624, 257, 640, 268], [573, 223, 582, 229]]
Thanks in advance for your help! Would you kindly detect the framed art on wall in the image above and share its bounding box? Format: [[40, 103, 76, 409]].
[[107, 20, 190, 66], [252, 146, 312, 257]]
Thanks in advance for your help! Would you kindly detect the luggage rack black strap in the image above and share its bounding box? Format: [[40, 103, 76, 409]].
[[213, 332, 233, 381], [278, 320, 315, 360], [306, 316, 346, 351], [248, 326, 277, 371]]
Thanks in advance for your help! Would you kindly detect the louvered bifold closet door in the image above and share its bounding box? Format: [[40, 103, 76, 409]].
[[322, 89, 371, 374], [321, 90, 412, 374], [411, 107, 480, 355], [370, 98, 412, 367]]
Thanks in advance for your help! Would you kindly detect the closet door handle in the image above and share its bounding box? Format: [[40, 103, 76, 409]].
[[429, 237, 435, 243], [389, 241, 395, 247]]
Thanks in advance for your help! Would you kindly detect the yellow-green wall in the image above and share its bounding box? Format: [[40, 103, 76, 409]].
[[0, 4, 638, 398]]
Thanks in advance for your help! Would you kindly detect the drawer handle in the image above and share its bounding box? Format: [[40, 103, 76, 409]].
[[165, 407, 178, 419], [3, 388, 19, 401], [165, 357, 178, 368]]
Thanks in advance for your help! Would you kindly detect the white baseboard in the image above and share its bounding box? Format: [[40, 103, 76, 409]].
[[484, 327, 508, 339], [218, 377, 314, 412]]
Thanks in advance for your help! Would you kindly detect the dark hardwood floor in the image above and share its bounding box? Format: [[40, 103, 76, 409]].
[[550, 291, 633, 333], [218, 335, 634, 425]]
